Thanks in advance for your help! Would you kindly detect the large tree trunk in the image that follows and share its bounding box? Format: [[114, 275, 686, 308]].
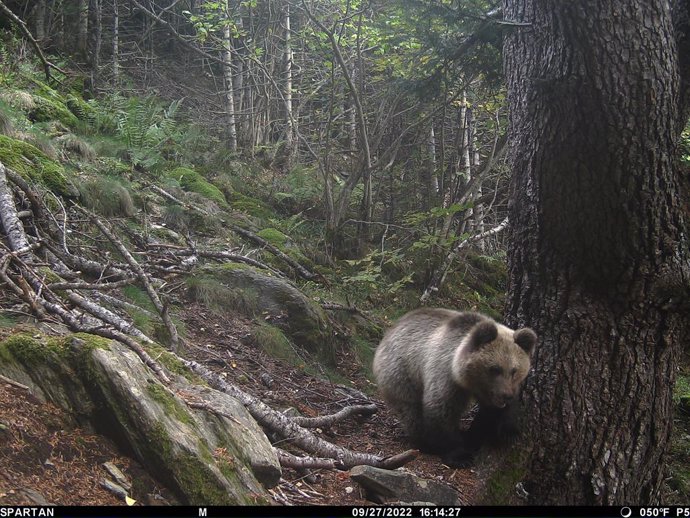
[[503, 0, 690, 504]]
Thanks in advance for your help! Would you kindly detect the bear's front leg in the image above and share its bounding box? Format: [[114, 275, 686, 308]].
[[442, 401, 522, 467], [418, 381, 467, 454]]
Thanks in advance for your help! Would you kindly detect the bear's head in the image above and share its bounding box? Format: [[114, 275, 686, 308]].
[[452, 319, 537, 409]]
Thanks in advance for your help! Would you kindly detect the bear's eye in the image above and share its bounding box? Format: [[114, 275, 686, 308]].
[[510, 367, 518, 377], [489, 366, 503, 376]]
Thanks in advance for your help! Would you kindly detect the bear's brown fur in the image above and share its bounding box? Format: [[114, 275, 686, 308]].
[[372, 308, 537, 460]]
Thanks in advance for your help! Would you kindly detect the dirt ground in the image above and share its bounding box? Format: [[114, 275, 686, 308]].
[[0, 304, 479, 507]]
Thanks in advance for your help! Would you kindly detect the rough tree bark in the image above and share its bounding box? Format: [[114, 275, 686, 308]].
[[503, 0, 690, 504]]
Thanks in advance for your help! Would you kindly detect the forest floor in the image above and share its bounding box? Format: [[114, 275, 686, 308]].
[[0, 303, 480, 507]]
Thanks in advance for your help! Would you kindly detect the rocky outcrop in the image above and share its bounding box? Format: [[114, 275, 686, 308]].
[[0, 332, 280, 505], [350, 465, 462, 505], [200, 265, 335, 363]]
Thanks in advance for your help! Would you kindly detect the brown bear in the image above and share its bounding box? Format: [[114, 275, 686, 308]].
[[372, 308, 537, 465]]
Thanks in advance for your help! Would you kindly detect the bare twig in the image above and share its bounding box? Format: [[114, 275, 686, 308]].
[[0, 374, 30, 391]]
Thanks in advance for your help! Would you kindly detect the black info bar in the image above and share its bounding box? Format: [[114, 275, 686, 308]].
[[1, 507, 688, 518]]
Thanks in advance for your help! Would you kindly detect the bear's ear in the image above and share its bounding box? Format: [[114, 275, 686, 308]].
[[514, 328, 537, 355], [467, 321, 498, 350]]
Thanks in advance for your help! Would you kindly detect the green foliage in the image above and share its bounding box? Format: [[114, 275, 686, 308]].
[[168, 167, 227, 206], [66, 95, 96, 122], [343, 248, 414, 299], [274, 165, 324, 212], [0, 104, 14, 136], [667, 375, 690, 502], [680, 126, 690, 164], [83, 95, 185, 169]]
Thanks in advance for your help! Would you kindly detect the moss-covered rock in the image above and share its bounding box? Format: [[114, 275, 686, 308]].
[[66, 95, 96, 122], [230, 192, 276, 220], [168, 167, 227, 206], [0, 134, 77, 197], [30, 94, 79, 129], [0, 332, 279, 504], [256, 228, 289, 247], [194, 265, 336, 365]]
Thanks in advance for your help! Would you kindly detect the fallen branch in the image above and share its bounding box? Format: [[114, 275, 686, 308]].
[[65, 291, 155, 344], [275, 449, 343, 470], [181, 359, 416, 470], [0, 162, 32, 258], [78, 207, 181, 352], [0, 373, 30, 391], [292, 404, 377, 429], [229, 225, 317, 281], [145, 182, 315, 280]]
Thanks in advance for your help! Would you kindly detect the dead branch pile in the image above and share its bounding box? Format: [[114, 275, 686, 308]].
[[0, 160, 416, 471]]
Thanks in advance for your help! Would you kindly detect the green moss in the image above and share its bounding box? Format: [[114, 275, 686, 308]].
[[78, 176, 136, 217], [148, 423, 233, 505], [147, 383, 194, 426], [66, 95, 95, 121], [482, 447, 529, 504], [30, 94, 79, 128], [186, 274, 260, 317], [256, 228, 288, 247], [0, 134, 72, 196], [168, 167, 227, 206], [230, 192, 275, 220], [141, 342, 205, 385], [0, 313, 17, 328], [1, 333, 62, 364], [252, 323, 303, 366], [217, 262, 253, 272], [675, 375, 690, 407], [122, 286, 156, 311], [70, 333, 112, 351], [352, 336, 376, 381]]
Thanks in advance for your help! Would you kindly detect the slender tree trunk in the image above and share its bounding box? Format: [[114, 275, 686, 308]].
[[32, 0, 46, 42], [85, 0, 101, 97], [77, 0, 88, 59], [503, 0, 689, 504], [223, 0, 238, 152], [283, 0, 295, 164], [424, 125, 438, 210], [112, 0, 119, 85]]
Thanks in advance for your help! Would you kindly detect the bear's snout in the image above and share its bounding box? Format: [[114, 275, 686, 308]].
[[494, 391, 515, 408]]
